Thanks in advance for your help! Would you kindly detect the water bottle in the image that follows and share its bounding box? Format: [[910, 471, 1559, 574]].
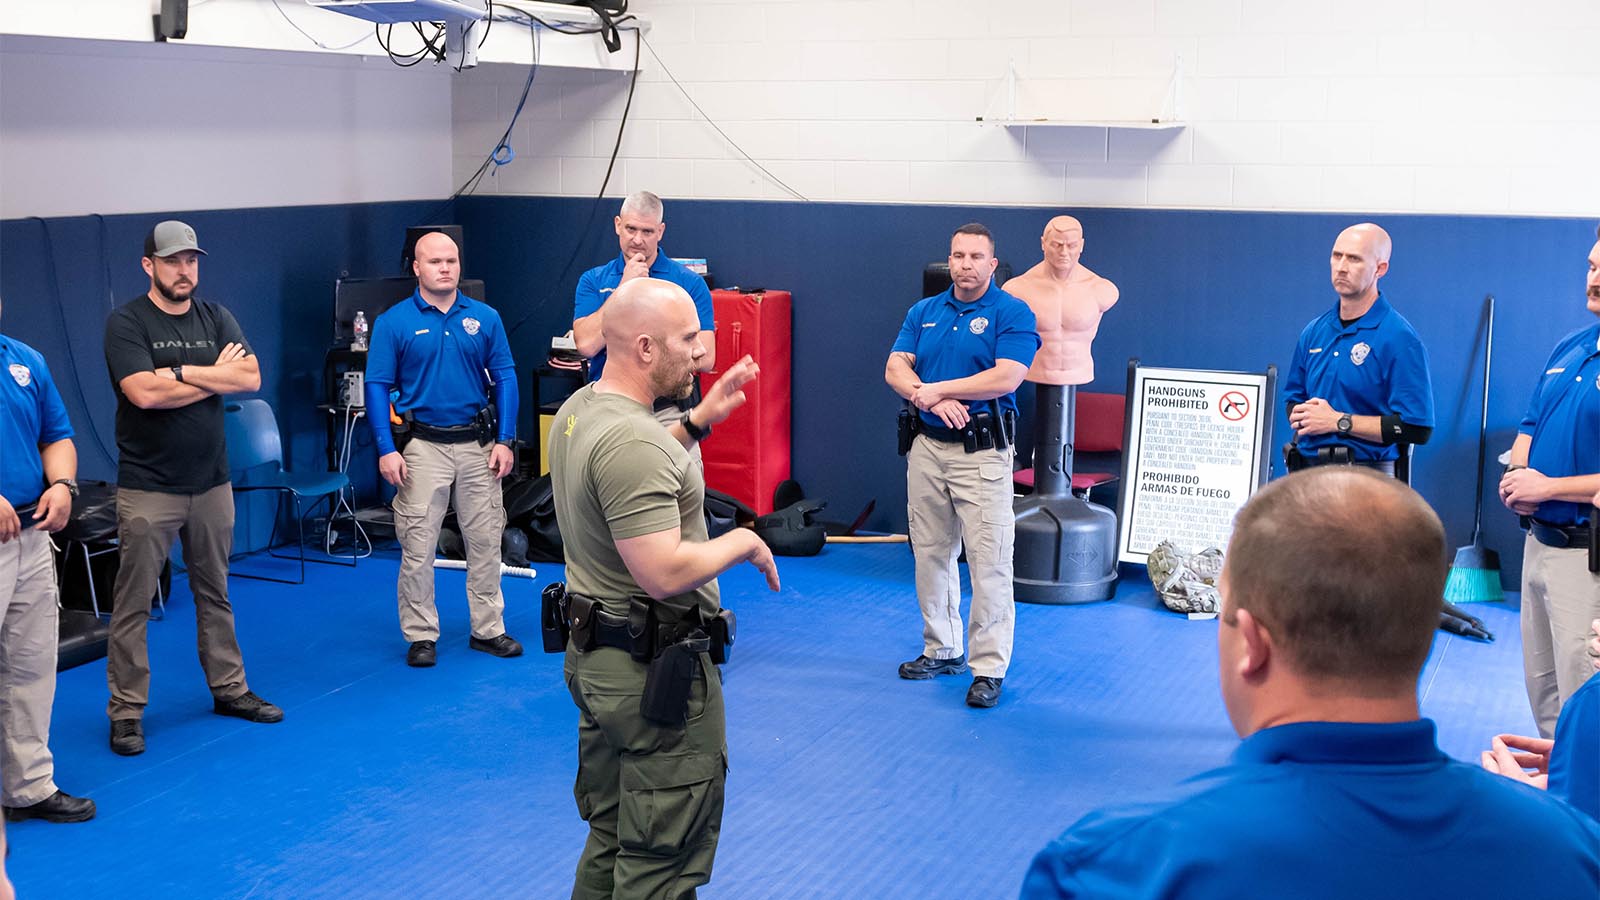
[[352, 310, 369, 351]]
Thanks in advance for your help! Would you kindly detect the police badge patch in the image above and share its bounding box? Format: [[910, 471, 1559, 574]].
[[462, 317, 481, 336], [9, 363, 30, 387], [969, 316, 989, 335], [1349, 342, 1371, 366]]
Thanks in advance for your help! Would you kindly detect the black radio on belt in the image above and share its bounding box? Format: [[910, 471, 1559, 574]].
[[541, 582, 572, 653]]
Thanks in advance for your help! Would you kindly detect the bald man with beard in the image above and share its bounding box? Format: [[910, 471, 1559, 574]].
[[1282, 223, 1435, 476], [548, 278, 778, 899]]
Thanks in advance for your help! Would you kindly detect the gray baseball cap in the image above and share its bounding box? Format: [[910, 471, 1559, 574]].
[[144, 220, 207, 258]]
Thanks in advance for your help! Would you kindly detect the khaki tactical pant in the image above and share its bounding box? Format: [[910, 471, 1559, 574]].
[[565, 644, 726, 900], [1520, 534, 1600, 738], [1, 530, 60, 806], [392, 438, 506, 642], [107, 484, 248, 720], [906, 435, 1016, 679]]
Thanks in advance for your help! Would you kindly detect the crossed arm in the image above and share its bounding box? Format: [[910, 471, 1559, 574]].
[[886, 351, 1028, 429], [119, 342, 260, 410], [1500, 433, 1600, 514]]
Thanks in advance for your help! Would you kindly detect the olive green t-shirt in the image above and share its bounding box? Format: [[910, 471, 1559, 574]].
[[548, 384, 719, 621]]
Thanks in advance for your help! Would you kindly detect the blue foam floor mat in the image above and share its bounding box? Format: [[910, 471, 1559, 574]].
[[7, 545, 1531, 899]]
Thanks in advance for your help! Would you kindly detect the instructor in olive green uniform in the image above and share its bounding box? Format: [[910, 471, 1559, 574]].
[[549, 277, 779, 900]]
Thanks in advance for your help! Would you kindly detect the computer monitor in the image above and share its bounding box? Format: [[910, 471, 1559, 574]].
[[332, 276, 487, 343]]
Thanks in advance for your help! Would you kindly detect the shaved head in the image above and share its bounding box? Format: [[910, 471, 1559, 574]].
[[414, 230, 458, 258], [600, 278, 697, 349], [600, 278, 705, 399], [1329, 222, 1392, 304], [412, 230, 461, 300], [1338, 223, 1392, 265]]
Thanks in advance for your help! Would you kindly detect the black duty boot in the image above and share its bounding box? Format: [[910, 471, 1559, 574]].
[[898, 654, 969, 680]]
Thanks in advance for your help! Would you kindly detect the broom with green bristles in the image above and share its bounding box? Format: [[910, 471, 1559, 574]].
[[1445, 295, 1504, 604]]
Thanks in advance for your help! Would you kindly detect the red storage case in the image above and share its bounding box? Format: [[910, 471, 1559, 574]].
[[698, 289, 792, 514]]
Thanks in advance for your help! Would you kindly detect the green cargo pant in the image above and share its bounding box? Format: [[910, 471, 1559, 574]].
[[565, 643, 727, 900]]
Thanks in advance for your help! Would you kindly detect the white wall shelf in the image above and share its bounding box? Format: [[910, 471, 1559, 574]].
[[974, 118, 1186, 130], [976, 57, 1185, 130]]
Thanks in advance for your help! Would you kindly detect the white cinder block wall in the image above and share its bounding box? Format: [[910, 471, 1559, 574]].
[[0, 36, 453, 219], [451, 0, 1600, 215]]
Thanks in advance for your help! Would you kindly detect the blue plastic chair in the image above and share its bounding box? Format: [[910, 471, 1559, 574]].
[[224, 399, 355, 583]]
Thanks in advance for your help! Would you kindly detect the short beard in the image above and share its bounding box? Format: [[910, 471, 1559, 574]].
[[650, 365, 695, 401], [154, 274, 193, 303]]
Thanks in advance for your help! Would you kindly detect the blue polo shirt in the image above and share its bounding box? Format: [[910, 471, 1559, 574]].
[[1550, 672, 1600, 823], [1518, 322, 1599, 527], [364, 290, 517, 455], [1283, 293, 1434, 462], [1020, 719, 1600, 899], [891, 282, 1040, 430], [574, 250, 715, 379], [0, 335, 74, 507]]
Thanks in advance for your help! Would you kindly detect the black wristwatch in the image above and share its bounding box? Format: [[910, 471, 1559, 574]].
[[681, 411, 711, 441], [1336, 414, 1353, 436], [171, 365, 185, 383], [51, 478, 79, 499]]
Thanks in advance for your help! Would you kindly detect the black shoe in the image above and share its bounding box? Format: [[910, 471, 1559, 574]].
[[966, 676, 1004, 708], [213, 690, 284, 723], [110, 718, 144, 756], [3, 790, 96, 824], [898, 654, 969, 680], [407, 640, 437, 667], [469, 633, 524, 658]]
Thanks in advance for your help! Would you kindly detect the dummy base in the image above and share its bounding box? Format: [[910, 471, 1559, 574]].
[[1013, 493, 1118, 604]]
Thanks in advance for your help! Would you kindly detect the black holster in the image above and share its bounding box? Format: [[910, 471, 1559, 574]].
[[708, 608, 736, 665], [897, 406, 921, 456], [628, 596, 703, 725], [1282, 442, 1304, 472], [1284, 443, 1354, 472], [1589, 511, 1598, 574], [472, 406, 497, 447], [391, 410, 415, 454], [542, 582, 574, 653]]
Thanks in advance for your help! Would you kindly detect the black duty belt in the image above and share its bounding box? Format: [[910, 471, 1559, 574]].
[[12, 499, 39, 529], [919, 423, 966, 444], [588, 611, 636, 653], [1528, 519, 1589, 550], [409, 420, 480, 444], [1306, 457, 1395, 477]]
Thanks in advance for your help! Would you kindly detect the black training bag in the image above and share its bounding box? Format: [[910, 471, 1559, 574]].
[[704, 488, 756, 539], [504, 474, 564, 563]]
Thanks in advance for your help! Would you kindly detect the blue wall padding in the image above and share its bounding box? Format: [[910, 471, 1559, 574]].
[[5, 198, 1593, 583], [1, 202, 440, 516]]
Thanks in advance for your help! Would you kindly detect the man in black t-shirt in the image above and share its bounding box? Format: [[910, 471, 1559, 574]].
[[101, 220, 282, 757]]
